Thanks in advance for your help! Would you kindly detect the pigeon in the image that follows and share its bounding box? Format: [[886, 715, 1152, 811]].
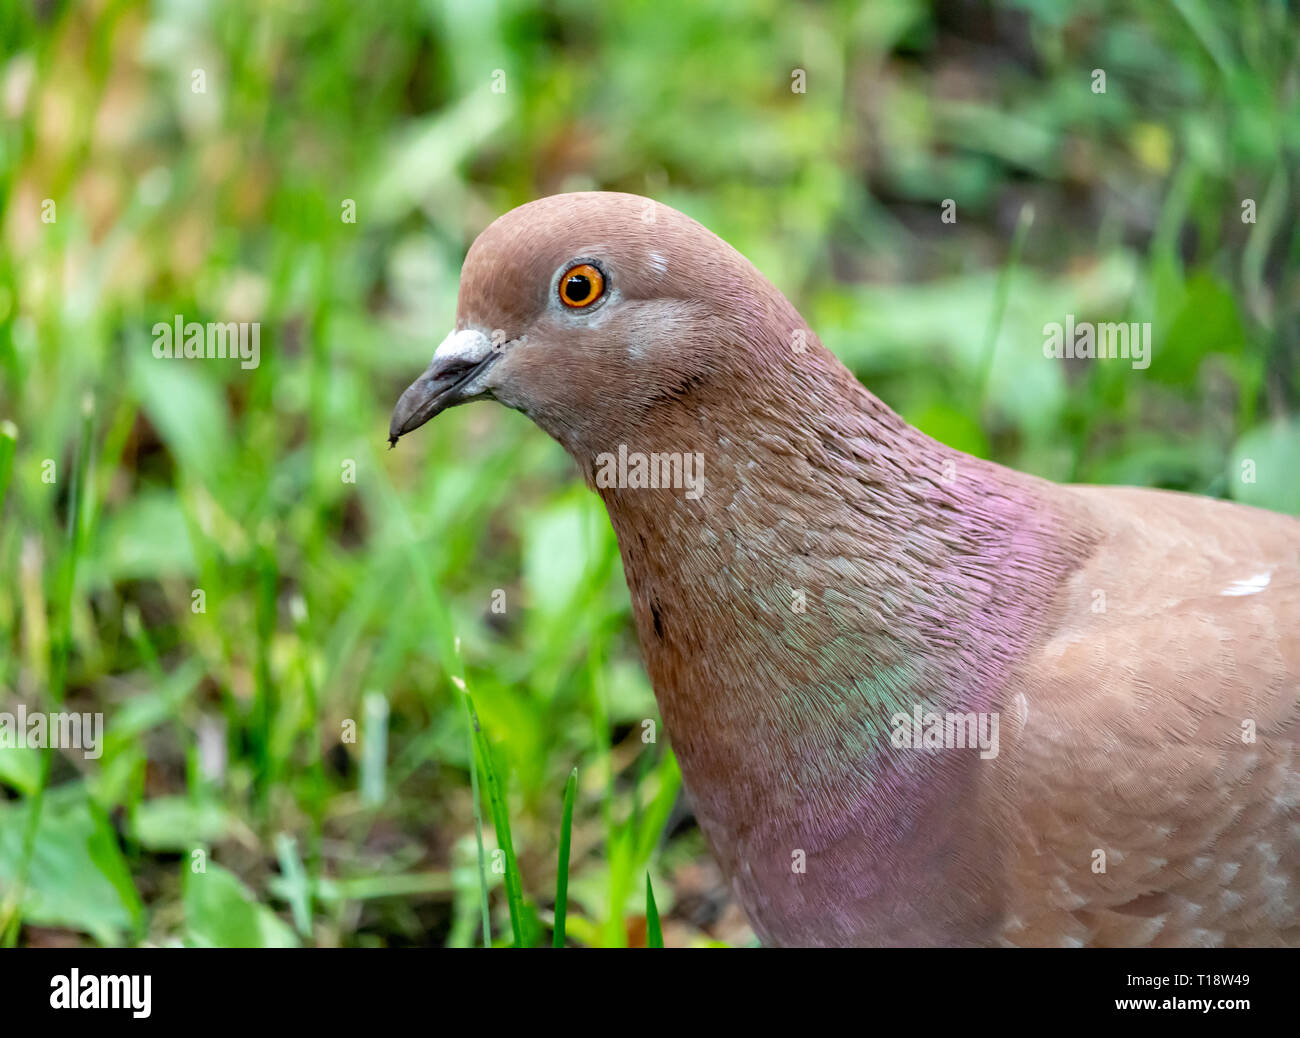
[[390, 192, 1300, 947]]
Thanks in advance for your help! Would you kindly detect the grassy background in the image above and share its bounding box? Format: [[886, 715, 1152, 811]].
[[1, 0, 1297, 947]]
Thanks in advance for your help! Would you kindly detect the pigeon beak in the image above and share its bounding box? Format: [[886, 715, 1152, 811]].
[[388, 329, 499, 446]]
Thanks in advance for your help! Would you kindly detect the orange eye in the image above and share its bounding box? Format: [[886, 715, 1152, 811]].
[[559, 263, 605, 308]]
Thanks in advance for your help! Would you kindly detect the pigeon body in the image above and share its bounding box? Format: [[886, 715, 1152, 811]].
[[391, 192, 1300, 946]]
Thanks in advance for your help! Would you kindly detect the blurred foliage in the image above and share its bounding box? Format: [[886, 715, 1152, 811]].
[[0, 0, 1297, 946]]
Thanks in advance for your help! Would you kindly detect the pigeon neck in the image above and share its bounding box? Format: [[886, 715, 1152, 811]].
[[588, 357, 1091, 813]]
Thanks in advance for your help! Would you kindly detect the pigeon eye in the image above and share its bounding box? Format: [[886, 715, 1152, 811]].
[[559, 263, 605, 308]]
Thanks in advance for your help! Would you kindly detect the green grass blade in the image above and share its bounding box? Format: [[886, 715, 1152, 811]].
[[977, 201, 1035, 403], [450, 661, 492, 947], [360, 691, 389, 808], [553, 767, 577, 948], [466, 692, 527, 947], [448, 635, 492, 946], [2, 396, 94, 946], [645, 872, 663, 948], [0, 419, 16, 518], [273, 833, 313, 937], [251, 530, 279, 809]]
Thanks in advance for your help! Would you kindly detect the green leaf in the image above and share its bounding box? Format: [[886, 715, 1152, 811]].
[[1228, 419, 1300, 515], [906, 403, 990, 459], [523, 492, 596, 614], [0, 744, 42, 796], [130, 353, 232, 486], [0, 788, 142, 945], [1154, 273, 1248, 385], [131, 796, 231, 853], [83, 491, 196, 585], [182, 863, 300, 948]]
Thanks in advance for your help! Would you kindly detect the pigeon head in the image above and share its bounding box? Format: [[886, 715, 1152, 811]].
[[388, 191, 819, 456]]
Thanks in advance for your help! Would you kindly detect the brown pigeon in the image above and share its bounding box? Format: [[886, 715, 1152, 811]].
[[390, 192, 1300, 947]]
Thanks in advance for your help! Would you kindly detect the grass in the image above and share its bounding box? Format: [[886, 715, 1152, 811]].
[[0, 0, 1296, 947], [0, 421, 16, 517], [645, 873, 663, 949], [2, 395, 95, 947], [553, 768, 577, 948], [467, 693, 528, 947]]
